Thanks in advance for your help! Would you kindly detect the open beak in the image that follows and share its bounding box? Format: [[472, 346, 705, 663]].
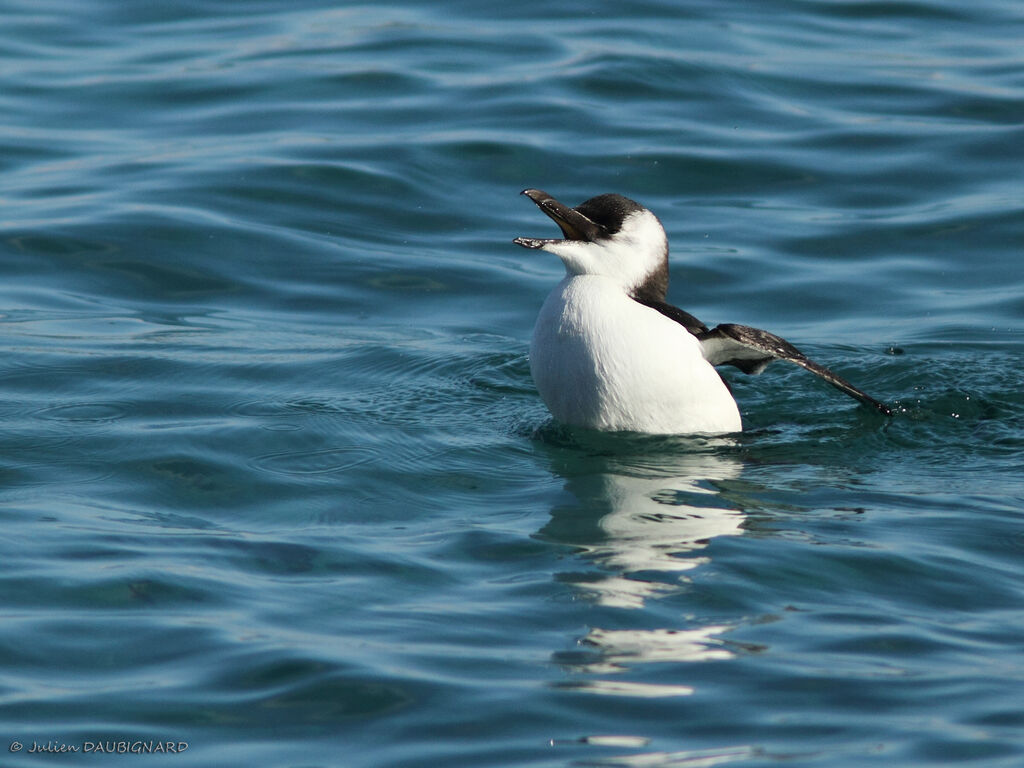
[[513, 188, 608, 249]]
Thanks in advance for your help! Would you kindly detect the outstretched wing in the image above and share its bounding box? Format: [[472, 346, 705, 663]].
[[698, 323, 893, 417], [633, 297, 709, 336]]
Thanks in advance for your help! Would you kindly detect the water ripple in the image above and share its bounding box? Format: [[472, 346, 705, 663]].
[[34, 401, 130, 423], [250, 446, 379, 477]]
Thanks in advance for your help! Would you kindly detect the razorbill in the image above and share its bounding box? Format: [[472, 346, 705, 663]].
[[514, 188, 892, 434]]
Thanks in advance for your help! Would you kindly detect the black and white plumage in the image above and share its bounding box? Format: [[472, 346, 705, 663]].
[[514, 188, 892, 434]]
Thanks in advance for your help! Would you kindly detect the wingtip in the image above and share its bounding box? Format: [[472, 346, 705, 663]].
[[857, 393, 894, 418], [520, 188, 550, 203]]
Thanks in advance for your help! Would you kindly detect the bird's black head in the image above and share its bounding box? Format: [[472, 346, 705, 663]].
[[514, 189, 670, 301]]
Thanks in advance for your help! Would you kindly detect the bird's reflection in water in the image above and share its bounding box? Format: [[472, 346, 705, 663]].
[[539, 430, 744, 609], [536, 428, 748, 698]]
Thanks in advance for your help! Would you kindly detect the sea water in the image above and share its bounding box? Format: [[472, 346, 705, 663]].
[[1, 1, 1022, 765]]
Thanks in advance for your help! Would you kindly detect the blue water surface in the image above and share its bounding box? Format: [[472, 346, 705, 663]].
[[2, 1, 1023, 766]]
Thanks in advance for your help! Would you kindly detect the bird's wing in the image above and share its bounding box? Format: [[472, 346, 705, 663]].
[[698, 323, 893, 417], [632, 297, 709, 336]]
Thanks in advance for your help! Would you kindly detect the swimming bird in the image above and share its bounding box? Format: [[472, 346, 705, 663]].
[[514, 188, 892, 434]]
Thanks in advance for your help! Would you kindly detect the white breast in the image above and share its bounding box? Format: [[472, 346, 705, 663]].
[[529, 275, 742, 434]]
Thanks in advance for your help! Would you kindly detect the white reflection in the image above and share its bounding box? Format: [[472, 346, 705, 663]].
[[566, 624, 737, 696], [565, 679, 695, 698], [582, 626, 735, 672], [541, 437, 744, 610], [571, 575, 676, 611], [591, 745, 757, 767], [583, 736, 651, 748], [539, 433, 747, 699], [592, 470, 744, 575]]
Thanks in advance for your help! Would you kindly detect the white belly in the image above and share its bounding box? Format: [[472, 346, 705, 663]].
[[530, 276, 742, 434]]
